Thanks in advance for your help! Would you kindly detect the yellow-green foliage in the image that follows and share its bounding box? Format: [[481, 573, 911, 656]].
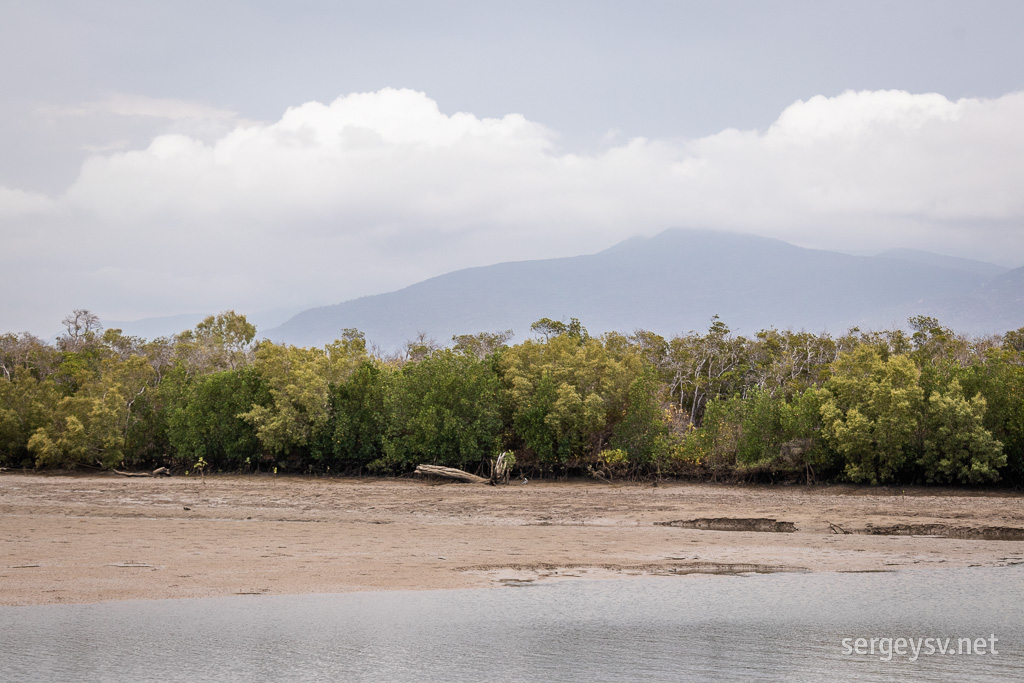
[[4, 311, 1023, 486], [27, 355, 155, 469], [920, 380, 1005, 484], [499, 330, 644, 466], [240, 331, 366, 456], [819, 348, 923, 484]]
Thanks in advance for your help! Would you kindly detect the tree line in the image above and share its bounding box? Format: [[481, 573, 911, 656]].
[[2, 310, 1022, 486]]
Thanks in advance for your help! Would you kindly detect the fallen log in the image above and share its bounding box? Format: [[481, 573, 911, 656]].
[[113, 467, 172, 478], [113, 469, 151, 477], [415, 464, 490, 484]]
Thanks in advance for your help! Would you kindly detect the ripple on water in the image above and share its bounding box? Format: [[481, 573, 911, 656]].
[[1, 566, 1022, 682]]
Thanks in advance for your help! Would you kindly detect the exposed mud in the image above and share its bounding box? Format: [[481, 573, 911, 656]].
[[858, 523, 1024, 541], [657, 518, 798, 533], [461, 561, 806, 574], [463, 561, 809, 586], [2, 474, 1023, 605]]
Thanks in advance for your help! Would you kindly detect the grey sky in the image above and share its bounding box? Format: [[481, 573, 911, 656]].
[[2, 1, 1024, 335]]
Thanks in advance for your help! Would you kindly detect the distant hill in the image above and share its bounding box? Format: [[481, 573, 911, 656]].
[[102, 306, 305, 341], [266, 229, 1024, 349], [99, 312, 211, 341], [876, 248, 1009, 278], [954, 265, 1024, 333]]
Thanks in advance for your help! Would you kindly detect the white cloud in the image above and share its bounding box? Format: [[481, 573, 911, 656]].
[[0, 185, 58, 218], [3, 87, 1024, 334]]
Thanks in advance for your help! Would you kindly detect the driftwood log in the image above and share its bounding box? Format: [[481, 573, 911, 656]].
[[113, 466, 172, 478], [415, 464, 490, 484]]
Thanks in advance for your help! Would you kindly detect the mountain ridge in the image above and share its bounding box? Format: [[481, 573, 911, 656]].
[[266, 229, 1024, 349], [875, 248, 1009, 278]]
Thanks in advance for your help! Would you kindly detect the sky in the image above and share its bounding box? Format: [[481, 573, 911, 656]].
[[2, 0, 1024, 335]]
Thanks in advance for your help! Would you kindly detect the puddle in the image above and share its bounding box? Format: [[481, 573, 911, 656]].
[[648, 562, 807, 575], [466, 561, 809, 586]]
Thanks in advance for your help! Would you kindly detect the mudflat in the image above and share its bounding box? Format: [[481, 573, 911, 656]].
[[2, 473, 1023, 605]]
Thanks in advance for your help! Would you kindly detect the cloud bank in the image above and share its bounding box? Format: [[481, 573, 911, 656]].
[[2, 88, 1023, 334]]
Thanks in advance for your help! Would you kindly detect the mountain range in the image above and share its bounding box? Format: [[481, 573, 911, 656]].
[[261, 229, 1024, 349]]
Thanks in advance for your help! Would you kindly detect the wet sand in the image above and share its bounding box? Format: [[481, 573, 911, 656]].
[[2, 473, 1023, 605]]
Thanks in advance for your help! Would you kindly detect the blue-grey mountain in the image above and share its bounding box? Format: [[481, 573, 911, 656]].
[[266, 229, 1022, 349]]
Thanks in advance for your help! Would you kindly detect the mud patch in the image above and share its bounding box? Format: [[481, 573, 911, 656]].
[[858, 523, 1024, 541], [650, 562, 807, 575], [657, 518, 797, 533], [464, 561, 808, 586], [499, 578, 537, 587]]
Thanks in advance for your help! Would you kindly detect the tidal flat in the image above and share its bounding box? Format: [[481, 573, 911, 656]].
[[1, 474, 1023, 605]]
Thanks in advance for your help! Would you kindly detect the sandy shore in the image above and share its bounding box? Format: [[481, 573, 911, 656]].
[[2, 473, 1023, 605]]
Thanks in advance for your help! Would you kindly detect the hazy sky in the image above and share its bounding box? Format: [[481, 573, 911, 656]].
[[2, 1, 1024, 334]]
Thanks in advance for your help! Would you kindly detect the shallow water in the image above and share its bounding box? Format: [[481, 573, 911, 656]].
[[2, 567, 1022, 682]]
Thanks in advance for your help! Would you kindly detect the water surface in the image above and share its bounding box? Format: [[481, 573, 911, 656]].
[[2, 567, 1022, 682]]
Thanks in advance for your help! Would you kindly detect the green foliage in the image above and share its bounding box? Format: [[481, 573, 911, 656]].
[[191, 456, 208, 480], [51, 349, 104, 396], [28, 389, 127, 469], [174, 311, 257, 374], [167, 368, 270, 470], [376, 350, 502, 473], [241, 331, 367, 461], [692, 387, 828, 480], [500, 331, 641, 467], [819, 348, 923, 484], [688, 399, 741, 476], [920, 380, 1005, 484], [529, 317, 589, 343], [1003, 327, 1024, 354], [0, 376, 58, 467], [610, 368, 667, 465], [1, 333, 60, 387], [665, 316, 748, 427], [748, 330, 833, 397], [320, 361, 390, 470], [734, 389, 784, 465], [2, 311, 1019, 487], [960, 347, 1024, 485], [595, 448, 629, 478], [452, 330, 513, 360], [26, 353, 157, 469]]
